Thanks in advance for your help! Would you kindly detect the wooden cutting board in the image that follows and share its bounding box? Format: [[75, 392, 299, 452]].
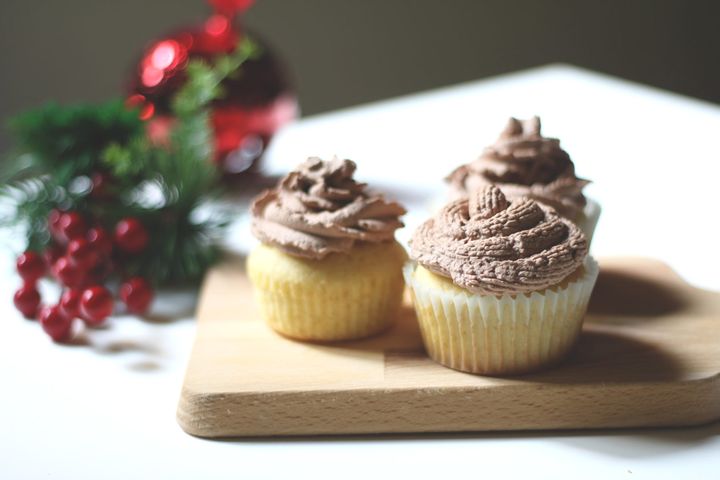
[[177, 256, 720, 437]]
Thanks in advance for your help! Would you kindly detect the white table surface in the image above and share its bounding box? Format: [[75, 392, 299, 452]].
[[2, 64, 719, 479]]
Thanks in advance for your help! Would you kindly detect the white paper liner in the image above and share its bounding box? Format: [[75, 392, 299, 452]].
[[579, 197, 601, 245], [404, 256, 599, 375]]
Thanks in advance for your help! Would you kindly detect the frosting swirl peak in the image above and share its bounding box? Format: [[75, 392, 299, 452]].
[[446, 117, 588, 219], [251, 157, 406, 259], [411, 185, 588, 295]]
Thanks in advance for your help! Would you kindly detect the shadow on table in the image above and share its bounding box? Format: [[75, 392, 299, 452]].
[[524, 329, 685, 383], [588, 262, 688, 318], [292, 308, 687, 384], [202, 420, 720, 459], [55, 287, 200, 372], [550, 421, 720, 458]]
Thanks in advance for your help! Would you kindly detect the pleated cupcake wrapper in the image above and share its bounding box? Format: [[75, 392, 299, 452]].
[[579, 197, 601, 245], [404, 257, 599, 375], [251, 269, 404, 341]]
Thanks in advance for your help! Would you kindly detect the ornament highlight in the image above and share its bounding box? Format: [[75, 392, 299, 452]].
[[129, 0, 296, 174]]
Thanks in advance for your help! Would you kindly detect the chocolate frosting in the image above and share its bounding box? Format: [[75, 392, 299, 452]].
[[251, 157, 406, 259], [411, 185, 588, 295], [446, 117, 588, 219]]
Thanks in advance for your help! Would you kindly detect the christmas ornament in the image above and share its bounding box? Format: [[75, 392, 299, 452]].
[[128, 0, 297, 174]]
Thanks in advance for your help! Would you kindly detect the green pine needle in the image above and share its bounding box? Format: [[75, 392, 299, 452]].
[[2, 37, 259, 286]]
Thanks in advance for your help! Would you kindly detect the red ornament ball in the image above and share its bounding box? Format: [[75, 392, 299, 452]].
[[208, 0, 254, 15], [53, 257, 85, 289], [39, 305, 73, 342], [119, 277, 154, 314], [59, 289, 82, 319], [128, 1, 297, 175], [67, 238, 99, 270], [13, 283, 41, 319], [16, 251, 46, 284], [58, 212, 87, 244], [87, 227, 113, 257], [114, 218, 149, 254], [80, 286, 114, 326]]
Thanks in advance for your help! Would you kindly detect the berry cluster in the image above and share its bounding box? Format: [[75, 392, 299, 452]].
[[13, 209, 154, 342]]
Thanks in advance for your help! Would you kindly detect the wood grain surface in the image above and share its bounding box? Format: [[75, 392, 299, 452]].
[[177, 256, 720, 437]]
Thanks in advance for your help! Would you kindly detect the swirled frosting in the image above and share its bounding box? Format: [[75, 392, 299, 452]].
[[446, 117, 588, 219], [251, 157, 406, 259], [411, 185, 588, 295]]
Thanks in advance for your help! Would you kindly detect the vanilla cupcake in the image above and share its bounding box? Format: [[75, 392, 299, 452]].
[[247, 157, 407, 341], [405, 185, 598, 375], [446, 117, 600, 241]]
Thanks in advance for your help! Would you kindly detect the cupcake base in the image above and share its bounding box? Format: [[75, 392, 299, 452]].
[[247, 241, 407, 341], [404, 257, 599, 375]]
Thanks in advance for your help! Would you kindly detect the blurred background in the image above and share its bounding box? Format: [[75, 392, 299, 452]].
[[1, 0, 718, 151]]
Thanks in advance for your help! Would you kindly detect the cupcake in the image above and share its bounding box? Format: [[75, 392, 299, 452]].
[[446, 117, 600, 241], [405, 185, 598, 375], [247, 156, 407, 341]]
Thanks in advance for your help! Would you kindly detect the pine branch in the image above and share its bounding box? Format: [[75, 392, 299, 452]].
[[2, 37, 258, 286], [7, 101, 143, 185], [172, 36, 261, 117]]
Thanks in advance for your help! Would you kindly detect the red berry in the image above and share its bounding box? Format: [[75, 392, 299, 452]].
[[43, 244, 64, 268], [13, 283, 41, 319], [87, 227, 113, 257], [48, 209, 64, 242], [53, 257, 84, 289], [90, 172, 113, 199], [58, 212, 87, 243], [39, 305, 73, 342], [114, 218, 149, 253], [119, 277, 154, 314], [67, 238, 99, 270], [59, 289, 82, 319], [16, 251, 46, 283], [87, 259, 114, 285], [79, 286, 114, 326]]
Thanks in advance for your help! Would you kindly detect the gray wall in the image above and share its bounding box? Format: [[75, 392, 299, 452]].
[[1, 0, 718, 148]]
